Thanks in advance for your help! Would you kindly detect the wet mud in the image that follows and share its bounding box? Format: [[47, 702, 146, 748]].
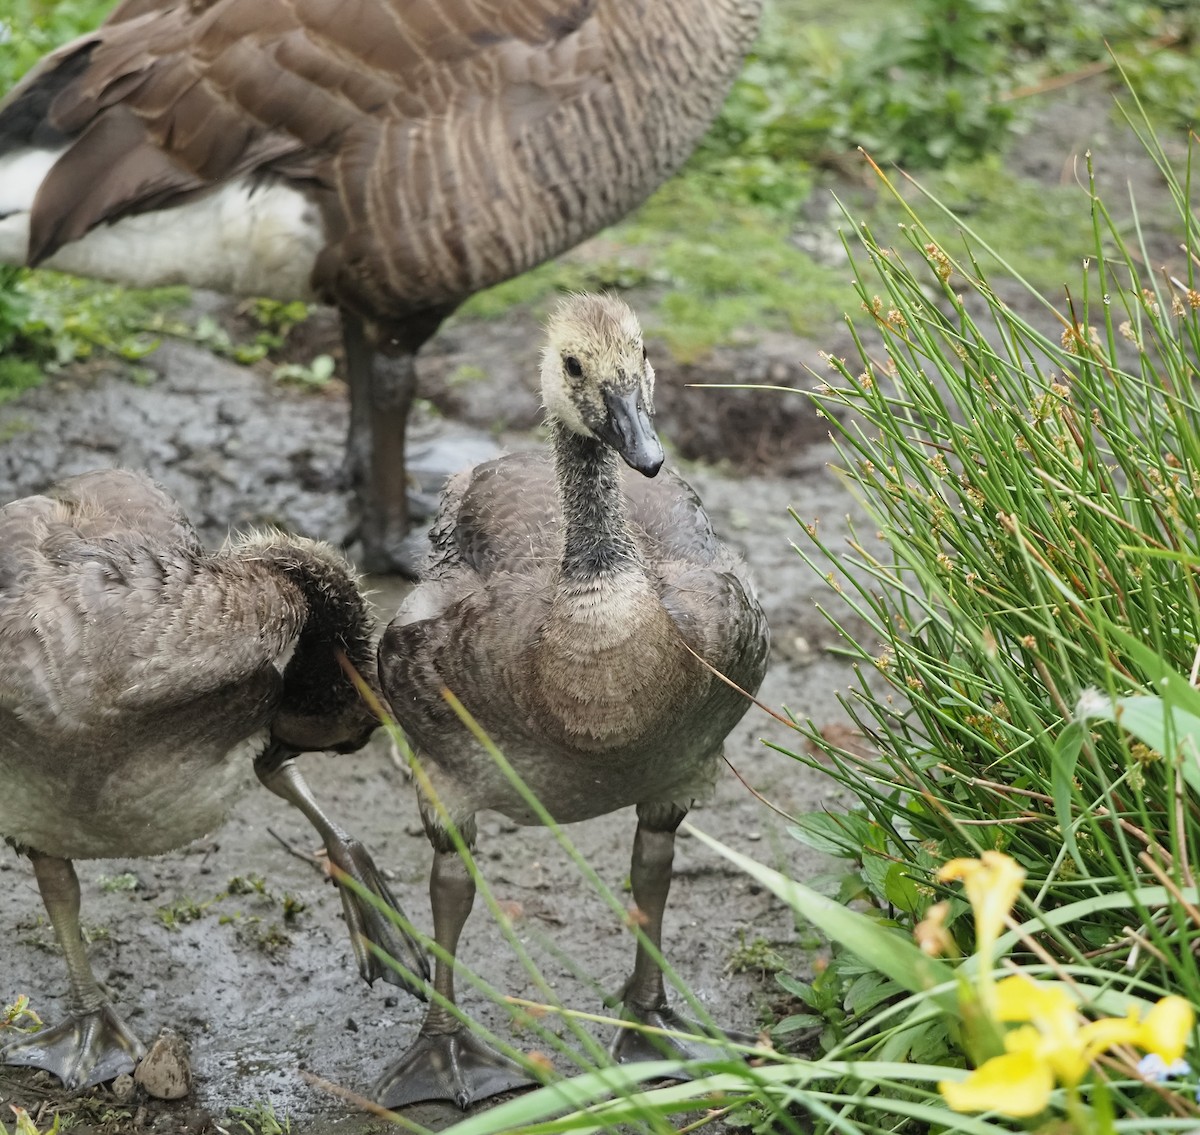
[[0, 76, 1186, 1133]]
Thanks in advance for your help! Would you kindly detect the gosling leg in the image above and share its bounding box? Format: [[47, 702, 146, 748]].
[[373, 817, 535, 1110], [2, 853, 144, 1088], [254, 749, 429, 998], [610, 802, 754, 1067]]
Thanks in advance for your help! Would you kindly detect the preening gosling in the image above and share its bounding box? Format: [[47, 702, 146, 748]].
[[0, 470, 428, 1091], [376, 293, 771, 1109]]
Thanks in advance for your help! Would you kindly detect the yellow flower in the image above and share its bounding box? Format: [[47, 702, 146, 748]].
[[996, 976, 1087, 1086], [995, 973, 1074, 1021], [941, 977, 1196, 1116], [935, 852, 1197, 1119], [939, 1047, 1053, 1118], [1139, 996, 1194, 1064], [937, 851, 1025, 1011], [937, 851, 1025, 963]]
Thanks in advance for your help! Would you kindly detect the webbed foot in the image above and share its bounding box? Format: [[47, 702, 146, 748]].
[[373, 1028, 537, 1110], [611, 1002, 755, 1070], [2, 1003, 145, 1089], [326, 837, 431, 997]]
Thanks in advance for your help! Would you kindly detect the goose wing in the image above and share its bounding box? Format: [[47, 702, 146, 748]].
[[48, 468, 203, 550], [0, 469, 196, 590], [425, 452, 560, 580], [623, 468, 728, 567], [3, 0, 606, 307]]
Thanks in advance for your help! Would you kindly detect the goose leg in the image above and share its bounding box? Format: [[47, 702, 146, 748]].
[[343, 309, 450, 576], [2, 853, 145, 1088], [610, 803, 754, 1068], [341, 310, 375, 492], [254, 751, 430, 998], [374, 820, 536, 1110]]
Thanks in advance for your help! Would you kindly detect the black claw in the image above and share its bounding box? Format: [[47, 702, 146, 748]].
[[328, 839, 430, 1000]]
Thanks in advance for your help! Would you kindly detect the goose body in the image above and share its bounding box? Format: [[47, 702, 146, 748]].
[[0, 0, 763, 571], [376, 294, 769, 1109], [386, 451, 765, 829], [0, 469, 427, 1092]]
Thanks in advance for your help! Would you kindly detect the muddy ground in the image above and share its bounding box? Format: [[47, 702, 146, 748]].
[[0, 79, 1190, 1133]]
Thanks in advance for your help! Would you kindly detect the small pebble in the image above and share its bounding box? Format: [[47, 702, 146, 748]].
[[110, 1072, 136, 1103], [384, 996, 399, 1009], [346, 1017, 359, 1032], [134, 1028, 192, 1100]]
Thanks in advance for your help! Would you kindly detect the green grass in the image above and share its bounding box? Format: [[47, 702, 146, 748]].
[[4, 0, 1196, 389], [870, 158, 1102, 293], [0, 0, 119, 91], [228, 1102, 292, 1135], [464, 176, 847, 360], [765, 109, 1200, 1129]]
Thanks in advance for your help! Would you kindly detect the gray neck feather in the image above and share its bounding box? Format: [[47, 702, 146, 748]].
[[551, 422, 640, 582], [231, 537, 374, 681]]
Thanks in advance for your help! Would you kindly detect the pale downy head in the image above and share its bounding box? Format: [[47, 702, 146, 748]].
[[539, 292, 664, 477]]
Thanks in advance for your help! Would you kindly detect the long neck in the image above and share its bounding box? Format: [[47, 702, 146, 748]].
[[552, 422, 640, 583], [231, 536, 377, 714], [530, 422, 686, 749]]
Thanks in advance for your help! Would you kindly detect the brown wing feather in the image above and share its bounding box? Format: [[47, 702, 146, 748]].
[[10, 0, 603, 270], [0, 496, 60, 594], [425, 452, 561, 578]]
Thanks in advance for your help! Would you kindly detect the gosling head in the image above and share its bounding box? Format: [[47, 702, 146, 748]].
[[539, 292, 664, 477]]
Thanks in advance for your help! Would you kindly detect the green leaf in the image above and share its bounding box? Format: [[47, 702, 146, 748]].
[[771, 1013, 823, 1035], [1076, 693, 1200, 795], [775, 971, 815, 1003], [788, 811, 867, 858], [1105, 625, 1200, 721], [686, 824, 957, 1004], [1050, 720, 1085, 871], [861, 850, 894, 904], [883, 862, 922, 915], [845, 972, 902, 1016]]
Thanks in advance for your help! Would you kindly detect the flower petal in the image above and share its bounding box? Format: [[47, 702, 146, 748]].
[[1138, 996, 1195, 1064], [1078, 1012, 1142, 1066], [940, 1051, 1054, 1117], [937, 852, 1026, 959], [995, 974, 1073, 1023]]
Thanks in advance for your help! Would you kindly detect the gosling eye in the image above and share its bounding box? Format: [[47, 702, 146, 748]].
[[564, 355, 584, 378], [641, 344, 648, 362]]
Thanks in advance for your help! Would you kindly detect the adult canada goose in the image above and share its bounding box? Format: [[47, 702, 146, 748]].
[[0, 469, 428, 1091], [376, 293, 770, 1108], [0, 0, 764, 573]]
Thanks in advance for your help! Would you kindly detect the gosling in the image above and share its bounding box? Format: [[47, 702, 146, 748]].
[[376, 293, 770, 1108], [0, 470, 428, 1090]]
